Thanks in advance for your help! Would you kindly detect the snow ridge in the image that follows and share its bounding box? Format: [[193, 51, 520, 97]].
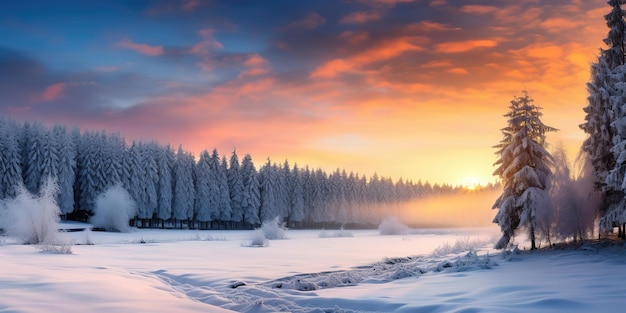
[[145, 250, 497, 313]]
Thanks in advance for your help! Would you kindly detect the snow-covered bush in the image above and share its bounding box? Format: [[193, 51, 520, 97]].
[[430, 236, 492, 257], [261, 216, 288, 240], [0, 178, 70, 247], [243, 229, 269, 247], [319, 226, 354, 238], [90, 185, 136, 232], [378, 217, 408, 235]]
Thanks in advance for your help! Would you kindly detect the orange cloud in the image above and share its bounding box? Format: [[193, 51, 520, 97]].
[[287, 12, 326, 29], [340, 11, 382, 24], [460, 5, 498, 14], [447, 68, 469, 75], [435, 39, 499, 53], [407, 21, 461, 32], [117, 39, 163, 56], [311, 37, 425, 78], [421, 60, 452, 68], [540, 17, 579, 31], [36, 83, 66, 102]]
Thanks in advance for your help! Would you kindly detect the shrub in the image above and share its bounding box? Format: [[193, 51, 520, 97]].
[[261, 216, 288, 240], [378, 217, 408, 235], [0, 178, 70, 246], [90, 185, 136, 232]]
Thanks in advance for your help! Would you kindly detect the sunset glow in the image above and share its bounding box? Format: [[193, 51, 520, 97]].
[[0, 0, 606, 185]]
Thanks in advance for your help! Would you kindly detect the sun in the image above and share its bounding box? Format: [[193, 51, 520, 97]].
[[461, 177, 484, 191]]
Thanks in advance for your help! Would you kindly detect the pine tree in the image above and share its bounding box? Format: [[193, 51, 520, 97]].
[[581, 0, 626, 236], [122, 142, 143, 219], [0, 119, 23, 199], [22, 122, 45, 194], [194, 150, 212, 223], [76, 131, 101, 214], [152, 144, 174, 224], [53, 125, 76, 215], [581, 0, 626, 211], [241, 154, 260, 226], [135, 142, 158, 224], [206, 149, 223, 224], [228, 150, 245, 224], [218, 156, 232, 225], [604, 0, 626, 68], [493, 91, 557, 250], [290, 164, 305, 225], [172, 145, 195, 226], [260, 158, 277, 222]]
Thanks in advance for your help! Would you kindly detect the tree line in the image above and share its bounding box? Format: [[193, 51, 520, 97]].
[[0, 117, 477, 230]]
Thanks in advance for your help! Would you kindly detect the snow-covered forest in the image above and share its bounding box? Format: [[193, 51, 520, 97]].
[[0, 117, 485, 230]]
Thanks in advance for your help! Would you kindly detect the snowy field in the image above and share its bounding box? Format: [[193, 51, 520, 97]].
[[1, 225, 626, 312]]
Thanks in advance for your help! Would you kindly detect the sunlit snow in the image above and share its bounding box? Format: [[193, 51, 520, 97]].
[[1, 225, 625, 312]]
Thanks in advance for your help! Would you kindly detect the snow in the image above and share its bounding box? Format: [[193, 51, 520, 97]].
[[1, 225, 625, 312]]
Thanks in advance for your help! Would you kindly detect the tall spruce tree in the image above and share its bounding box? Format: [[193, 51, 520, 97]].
[[241, 154, 260, 226], [581, 0, 626, 236], [0, 119, 23, 199], [581, 0, 626, 205], [492, 91, 557, 250], [228, 149, 245, 225], [172, 145, 195, 226]]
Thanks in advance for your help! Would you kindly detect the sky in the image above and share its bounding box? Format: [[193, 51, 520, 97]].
[[0, 0, 609, 187]]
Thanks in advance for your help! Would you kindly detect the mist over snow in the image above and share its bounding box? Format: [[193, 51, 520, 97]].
[[398, 189, 501, 228]]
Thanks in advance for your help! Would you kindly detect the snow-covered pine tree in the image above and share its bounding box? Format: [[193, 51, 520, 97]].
[[22, 122, 46, 195], [205, 149, 223, 225], [0, 119, 23, 199], [153, 144, 174, 225], [289, 164, 305, 227], [581, 0, 626, 215], [604, 0, 626, 69], [136, 142, 158, 226], [76, 131, 101, 214], [493, 91, 557, 250], [218, 156, 232, 226], [121, 141, 143, 223], [580, 0, 626, 236], [259, 158, 277, 222], [101, 132, 124, 190], [603, 63, 626, 235], [172, 145, 195, 227], [194, 150, 213, 228], [279, 160, 292, 222], [228, 149, 245, 226], [241, 153, 260, 226], [53, 125, 76, 215]]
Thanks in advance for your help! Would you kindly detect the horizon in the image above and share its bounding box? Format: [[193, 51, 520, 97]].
[[0, 0, 605, 187]]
